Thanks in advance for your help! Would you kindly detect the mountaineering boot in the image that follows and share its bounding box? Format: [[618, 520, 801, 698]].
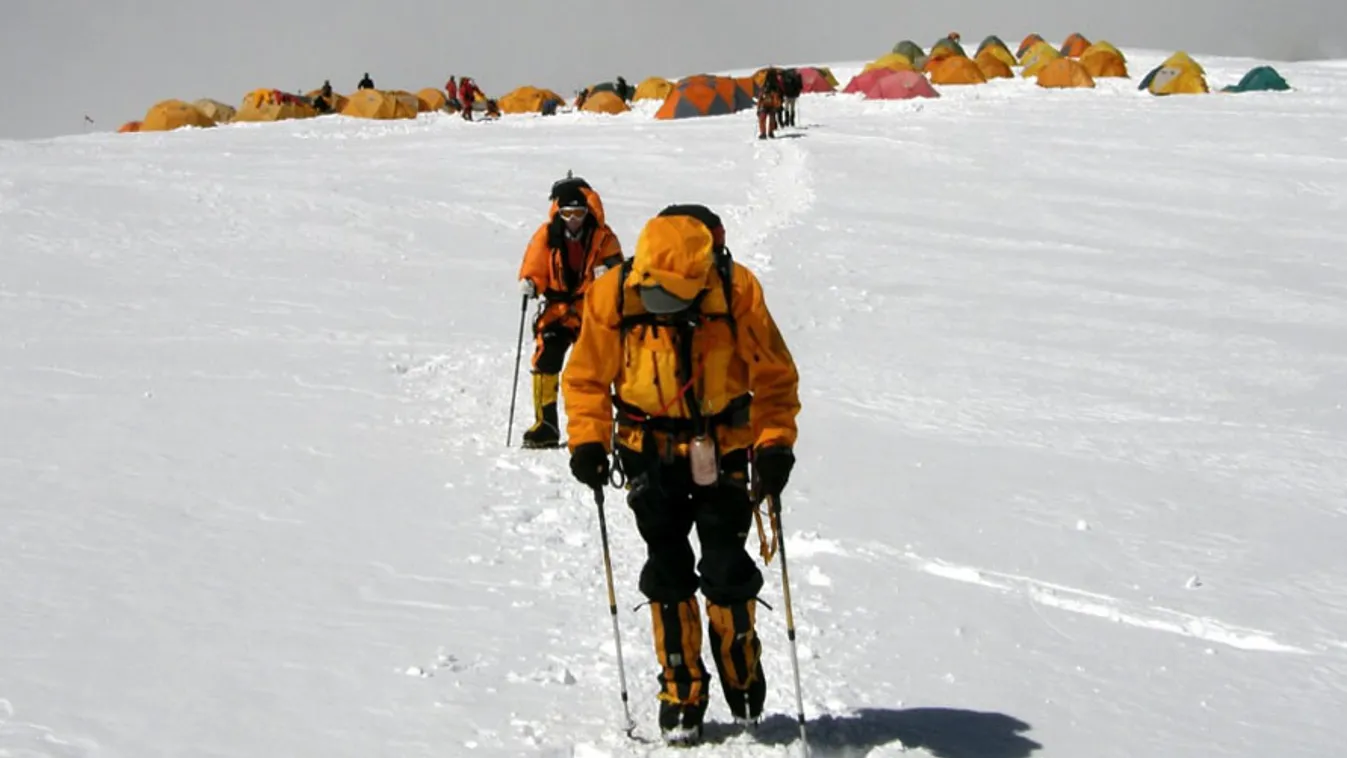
[[521, 373, 561, 449], [707, 598, 766, 725], [651, 598, 709, 745]]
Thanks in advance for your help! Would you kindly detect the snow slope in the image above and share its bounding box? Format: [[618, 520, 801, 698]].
[[3, 49, 1346, 757]]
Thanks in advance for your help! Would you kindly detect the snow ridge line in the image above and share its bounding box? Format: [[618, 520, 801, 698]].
[[871, 546, 1320, 654], [726, 138, 815, 273]]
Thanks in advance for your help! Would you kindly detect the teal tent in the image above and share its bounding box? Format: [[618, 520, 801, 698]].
[[1221, 66, 1290, 93]]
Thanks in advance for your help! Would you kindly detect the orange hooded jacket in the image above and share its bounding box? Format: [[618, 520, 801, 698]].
[[518, 185, 622, 306], [562, 214, 799, 457]]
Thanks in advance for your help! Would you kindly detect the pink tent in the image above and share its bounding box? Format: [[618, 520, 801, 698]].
[[843, 68, 940, 99], [797, 67, 836, 93]]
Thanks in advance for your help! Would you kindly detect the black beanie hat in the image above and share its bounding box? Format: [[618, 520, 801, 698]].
[[555, 184, 587, 210]]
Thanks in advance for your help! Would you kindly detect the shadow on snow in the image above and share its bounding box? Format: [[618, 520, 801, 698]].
[[699, 706, 1042, 757]]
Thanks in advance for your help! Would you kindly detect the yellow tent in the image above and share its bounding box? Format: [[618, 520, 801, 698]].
[[862, 53, 915, 73], [580, 91, 630, 114], [1036, 58, 1096, 88], [1148, 66, 1208, 95], [1021, 43, 1062, 77], [1162, 51, 1204, 74], [1081, 40, 1125, 62], [192, 98, 236, 123], [416, 87, 448, 112], [340, 89, 418, 119], [499, 85, 566, 114], [633, 76, 674, 101], [1019, 40, 1059, 66], [141, 99, 216, 131]]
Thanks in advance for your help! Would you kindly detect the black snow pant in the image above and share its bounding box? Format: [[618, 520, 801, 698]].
[[618, 446, 763, 605]]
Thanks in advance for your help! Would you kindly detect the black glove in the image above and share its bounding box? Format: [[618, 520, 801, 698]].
[[570, 442, 610, 488], [753, 446, 795, 500]]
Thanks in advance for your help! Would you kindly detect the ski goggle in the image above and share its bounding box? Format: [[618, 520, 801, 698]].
[[558, 207, 588, 220]]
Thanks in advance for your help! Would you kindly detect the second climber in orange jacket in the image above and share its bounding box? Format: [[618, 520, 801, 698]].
[[516, 176, 623, 448]]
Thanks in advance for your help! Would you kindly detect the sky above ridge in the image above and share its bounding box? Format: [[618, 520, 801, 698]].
[[3, 0, 1345, 140]]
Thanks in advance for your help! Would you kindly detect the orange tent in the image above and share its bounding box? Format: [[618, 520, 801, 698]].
[[581, 91, 630, 114], [499, 86, 566, 114], [930, 56, 988, 85], [655, 77, 753, 119], [1081, 50, 1128, 78], [1060, 33, 1091, 58], [735, 76, 758, 100], [974, 52, 1014, 79], [416, 88, 448, 112], [340, 89, 417, 120], [141, 100, 216, 131], [1036, 58, 1096, 88], [117, 121, 142, 133]]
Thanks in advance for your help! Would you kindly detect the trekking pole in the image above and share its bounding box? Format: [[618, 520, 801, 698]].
[[769, 494, 810, 756], [504, 295, 528, 446], [592, 485, 637, 735]]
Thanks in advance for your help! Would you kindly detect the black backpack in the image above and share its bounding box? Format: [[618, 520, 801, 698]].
[[617, 204, 736, 335]]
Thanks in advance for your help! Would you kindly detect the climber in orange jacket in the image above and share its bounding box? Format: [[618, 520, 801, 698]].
[[561, 207, 800, 745], [515, 176, 623, 448]]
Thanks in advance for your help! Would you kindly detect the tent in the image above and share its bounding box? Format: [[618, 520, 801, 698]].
[[930, 56, 988, 85], [235, 89, 318, 122], [340, 89, 417, 119], [931, 36, 966, 57], [193, 98, 236, 123], [1143, 66, 1209, 95], [735, 76, 759, 100], [654, 76, 753, 119], [416, 88, 448, 112], [891, 40, 925, 62], [1081, 41, 1125, 62], [863, 53, 914, 73], [1017, 33, 1046, 59], [1036, 58, 1096, 88], [1081, 49, 1128, 78], [1060, 33, 1091, 58], [977, 44, 1017, 69], [633, 77, 674, 101], [580, 90, 630, 114], [499, 86, 566, 114], [797, 67, 837, 93], [843, 68, 939, 99], [1139, 52, 1208, 94], [305, 89, 349, 113], [974, 51, 1014, 79], [805, 66, 840, 87], [117, 121, 142, 133], [1221, 66, 1291, 92], [977, 35, 1010, 56], [141, 99, 216, 131], [1020, 43, 1062, 76]]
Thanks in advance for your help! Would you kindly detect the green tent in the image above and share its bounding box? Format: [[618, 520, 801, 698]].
[[1221, 66, 1290, 93], [891, 40, 924, 61], [977, 35, 1008, 55], [931, 36, 966, 57]]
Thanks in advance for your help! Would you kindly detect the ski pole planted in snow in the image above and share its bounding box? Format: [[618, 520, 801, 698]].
[[505, 294, 528, 446], [593, 485, 636, 735], [770, 494, 810, 755]]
